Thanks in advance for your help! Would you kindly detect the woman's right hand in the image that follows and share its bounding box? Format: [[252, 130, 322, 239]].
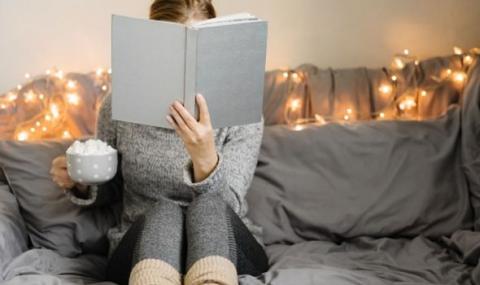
[[50, 155, 88, 193]]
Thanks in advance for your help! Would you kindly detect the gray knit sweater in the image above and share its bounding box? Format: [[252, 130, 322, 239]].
[[67, 94, 264, 257]]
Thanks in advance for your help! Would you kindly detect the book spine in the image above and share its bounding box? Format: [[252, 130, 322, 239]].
[[184, 28, 198, 119]]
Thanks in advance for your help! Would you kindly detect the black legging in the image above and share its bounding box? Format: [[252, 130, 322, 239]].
[[106, 193, 269, 285]]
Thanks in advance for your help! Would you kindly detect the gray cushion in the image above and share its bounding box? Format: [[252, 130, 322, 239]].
[[0, 140, 116, 257], [0, 179, 28, 280], [247, 108, 473, 245], [462, 58, 480, 229]]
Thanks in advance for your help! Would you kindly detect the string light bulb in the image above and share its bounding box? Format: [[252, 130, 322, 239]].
[[391, 75, 398, 82], [17, 85, 22, 90], [55, 70, 64, 79], [379, 112, 385, 119], [67, 93, 80, 105], [108, 68, 112, 75], [379, 84, 393, 95], [398, 97, 417, 111], [464, 55, 474, 66], [67, 80, 77, 89], [289, 99, 301, 111], [62, 130, 72, 139], [17, 131, 29, 141], [96, 68, 104, 77], [50, 104, 60, 118], [453, 46, 463, 55], [420, 90, 428, 97], [282, 71, 289, 78], [403, 49, 410, 56], [25, 73, 31, 79], [453, 71, 467, 84], [346, 108, 353, 114]]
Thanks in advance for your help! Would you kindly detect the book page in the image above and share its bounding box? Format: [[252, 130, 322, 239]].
[[192, 13, 259, 28]]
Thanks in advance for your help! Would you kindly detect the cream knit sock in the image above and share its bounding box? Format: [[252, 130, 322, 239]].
[[184, 256, 238, 285], [129, 258, 182, 285]]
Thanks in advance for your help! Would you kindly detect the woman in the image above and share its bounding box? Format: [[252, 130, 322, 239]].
[[49, 1, 269, 284]]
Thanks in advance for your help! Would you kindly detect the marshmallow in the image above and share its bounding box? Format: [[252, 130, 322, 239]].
[[66, 139, 116, 155]]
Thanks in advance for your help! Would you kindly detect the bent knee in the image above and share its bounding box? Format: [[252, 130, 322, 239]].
[[144, 197, 183, 221]]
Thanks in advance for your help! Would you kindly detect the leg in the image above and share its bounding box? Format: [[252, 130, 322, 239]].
[[185, 193, 269, 285], [107, 197, 185, 285]]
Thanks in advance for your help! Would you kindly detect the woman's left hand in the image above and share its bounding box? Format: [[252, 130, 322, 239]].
[[166, 94, 219, 183]]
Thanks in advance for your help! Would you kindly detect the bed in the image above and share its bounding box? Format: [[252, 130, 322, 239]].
[[1, 55, 479, 284]]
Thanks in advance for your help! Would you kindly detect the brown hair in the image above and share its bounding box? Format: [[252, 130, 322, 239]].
[[149, 0, 216, 23]]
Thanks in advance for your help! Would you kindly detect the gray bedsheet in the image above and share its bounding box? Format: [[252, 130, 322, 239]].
[[3, 238, 478, 285]]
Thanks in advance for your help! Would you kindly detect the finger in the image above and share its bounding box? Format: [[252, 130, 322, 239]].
[[52, 156, 66, 167], [196, 94, 211, 125], [166, 115, 186, 139], [172, 101, 198, 130], [169, 106, 194, 137]]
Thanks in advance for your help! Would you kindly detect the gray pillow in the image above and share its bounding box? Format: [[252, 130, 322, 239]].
[[0, 177, 28, 280], [0, 140, 116, 257], [461, 59, 480, 229], [247, 108, 473, 245]]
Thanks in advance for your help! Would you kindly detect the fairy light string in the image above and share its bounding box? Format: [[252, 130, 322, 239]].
[[1, 46, 479, 139], [283, 47, 478, 130]]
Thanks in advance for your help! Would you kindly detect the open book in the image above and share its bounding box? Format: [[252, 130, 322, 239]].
[[111, 13, 268, 129]]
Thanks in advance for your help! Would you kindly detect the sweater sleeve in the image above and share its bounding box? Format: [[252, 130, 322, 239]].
[[66, 94, 123, 208], [183, 117, 264, 215]]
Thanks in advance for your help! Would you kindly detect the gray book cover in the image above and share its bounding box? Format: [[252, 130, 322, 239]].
[[111, 14, 268, 129]]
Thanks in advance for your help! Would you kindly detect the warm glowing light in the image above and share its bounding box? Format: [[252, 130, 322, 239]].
[[42, 127, 47, 132], [445, 69, 453, 76], [50, 104, 60, 118], [67, 80, 77, 89], [17, 131, 29, 141], [453, 71, 467, 84], [420, 90, 428, 97], [24, 90, 36, 102], [39, 94, 45, 100], [17, 85, 22, 90], [46, 69, 52, 75], [62, 130, 72, 139], [7, 93, 17, 102], [393, 58, 405, 69], [403, 49, 410, 56], [393, 57, 405, 69], [30, 127, 36, 133], [290, 99, 301, 111], [55, 70, 64, 79], [45, 114, 52, 121], [379, 84, 393, 95], [67, 93, 80, 105], [391, 75, 398, 82], [464, 55, 474, 66], [398, 98, 417, 111], [346, 108, 353, 114], [453, 46, 463, 55], [102, 85, 108, 91], [108, 68, 112, 74], [291, 72, 300, 82], [35, 121, 41, 127], [414, 60, 420, 66], [282, 72, 289, 78], [379, 112, 385, 118], [344, 114, 350, 121], [315, 114, 326, 125], [96, 68, 104, 77], [0, 104, 6, 109], [25, 73, 31, 79]]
